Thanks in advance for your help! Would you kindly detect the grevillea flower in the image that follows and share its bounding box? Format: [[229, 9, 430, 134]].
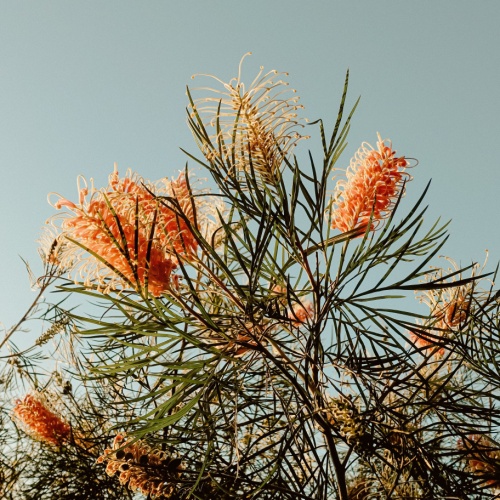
[[331, 134, 411, 233], [410, 257, 483, 355], [13, 393, 70, 446], [270, 285, 315, 327], [289, 300, 314, 327], [408, 326, 446, 357], [458, 434, 500, 489], [49, 166, 201, 296], [325, 396, 366, 449], [205, 319, 266, 358], [191, 53, 308, 183], [97, 434, 181, 498]]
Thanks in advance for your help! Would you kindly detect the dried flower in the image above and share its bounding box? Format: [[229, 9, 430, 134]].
[[191, 53, 308, 183], [331, 134, 410, 233], [458, 434, 500, 489], [410, 257, 482, 355], [347, 478, 371, 500], [49, 166, 199, 296], [97, 434, 181, 498], [38, 223, 76, 277], [206, 320, 266, 357], [13, 393, 70, 446]]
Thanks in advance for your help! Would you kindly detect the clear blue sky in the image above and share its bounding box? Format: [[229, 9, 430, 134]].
[[1, 1, 499, 343]]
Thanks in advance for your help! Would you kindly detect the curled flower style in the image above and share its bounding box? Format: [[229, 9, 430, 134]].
[[458, 434, 500, 489], [330, 134, 410, 233], [48, 165, 207, 296], [13, 393, 70, 446], [191, 53, 309, 183], [97, 434, 181, 498], [38, 227, 69, 268]]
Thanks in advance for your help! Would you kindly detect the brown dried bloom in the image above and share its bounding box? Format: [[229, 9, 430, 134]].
[[13, 393, 70, 446], [97, 434, 181, 498], [191, 53, 308, 184], [39, 230, 69, 267], [458, 434, 500, 489], [207, 320, 267, 357], [35, 317, 70, 346]]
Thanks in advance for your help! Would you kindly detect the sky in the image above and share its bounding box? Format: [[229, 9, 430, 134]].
[[1, 1, 499, 346]]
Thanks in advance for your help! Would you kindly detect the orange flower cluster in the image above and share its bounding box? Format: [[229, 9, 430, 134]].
[[289, 300, 314, 327], [97, 434, 181, 498], [226, 331, 260, 357], [13, 393, 70, 446], [458, 435, 500, 489], [409, 294, 469, 357], [409, 327, 446, 357], [409, 257, 479, 356], [331, 135, 410, 233], [271, 285, 314, 327], [52, 167, 197, 296]]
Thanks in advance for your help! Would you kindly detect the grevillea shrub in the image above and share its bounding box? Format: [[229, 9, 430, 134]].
[[2, 58, 499, 499]]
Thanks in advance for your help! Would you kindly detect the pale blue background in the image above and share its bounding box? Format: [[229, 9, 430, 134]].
[[1, 1, 499, 344]]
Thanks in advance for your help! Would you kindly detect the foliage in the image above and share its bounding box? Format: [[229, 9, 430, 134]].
[[1, 58, 499, 499]]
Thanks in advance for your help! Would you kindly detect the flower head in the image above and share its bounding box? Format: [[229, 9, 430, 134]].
[[408, 326, 446, 357], [289, 300, 314, 327], [326, 396, 366, 449], [97, 434, 181, 498], [458, 434, 500, 489], [331, 134, 410, 233], [410, 257, 482, 355], [49, 166, 201, 296], [13, 393, 70, 446], [191, 53, 308, 184]]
